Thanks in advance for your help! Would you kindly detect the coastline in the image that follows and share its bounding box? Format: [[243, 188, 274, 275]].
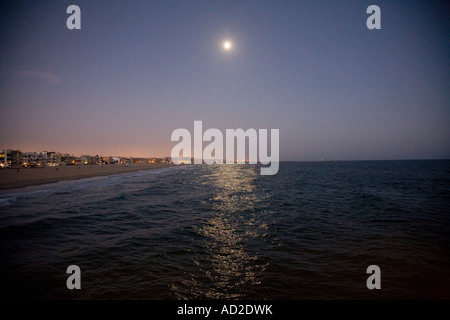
[[0, 163, 176, 190]]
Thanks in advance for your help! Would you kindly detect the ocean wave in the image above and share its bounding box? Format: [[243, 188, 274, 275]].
[[0, 195, 18, 207], [0, 165, 186, 207]]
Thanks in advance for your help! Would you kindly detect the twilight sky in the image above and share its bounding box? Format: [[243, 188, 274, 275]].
[[0, 0, 449, 160]]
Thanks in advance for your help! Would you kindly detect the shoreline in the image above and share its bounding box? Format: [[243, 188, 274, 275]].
[[0, 163, 176, 190]]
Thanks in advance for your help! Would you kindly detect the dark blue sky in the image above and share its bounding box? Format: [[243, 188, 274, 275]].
[[1, 0, 449, 160]]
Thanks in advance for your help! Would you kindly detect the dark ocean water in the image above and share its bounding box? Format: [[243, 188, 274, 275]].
[[0, 160, 449, 299]]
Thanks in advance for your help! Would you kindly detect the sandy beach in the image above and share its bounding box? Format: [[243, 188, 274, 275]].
[[0, 163, 175, 190]]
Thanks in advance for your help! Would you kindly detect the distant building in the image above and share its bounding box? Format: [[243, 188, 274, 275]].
[[61, 154, 76, 165], [21, 151, 48, 167], [106, 156, 119, 164], [132, 157, 147, 164], [40, 151, 48, 166], [79, 155, 100, 165], [2, 148, 165, 168], [120, 157, 133, 165], [22, 152, 37, 167], [46, 151, 62, 166], [80, 155, 95, 165], [0, 149, 22, 168]]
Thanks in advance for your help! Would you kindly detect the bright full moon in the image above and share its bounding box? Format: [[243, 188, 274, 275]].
[[223, 41, 232, 50]]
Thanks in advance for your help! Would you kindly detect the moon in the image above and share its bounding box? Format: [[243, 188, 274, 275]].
[[223, 41, 232, 50]]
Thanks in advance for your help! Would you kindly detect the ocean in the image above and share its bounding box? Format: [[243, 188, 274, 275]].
[[0, 160, 449, 299]]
